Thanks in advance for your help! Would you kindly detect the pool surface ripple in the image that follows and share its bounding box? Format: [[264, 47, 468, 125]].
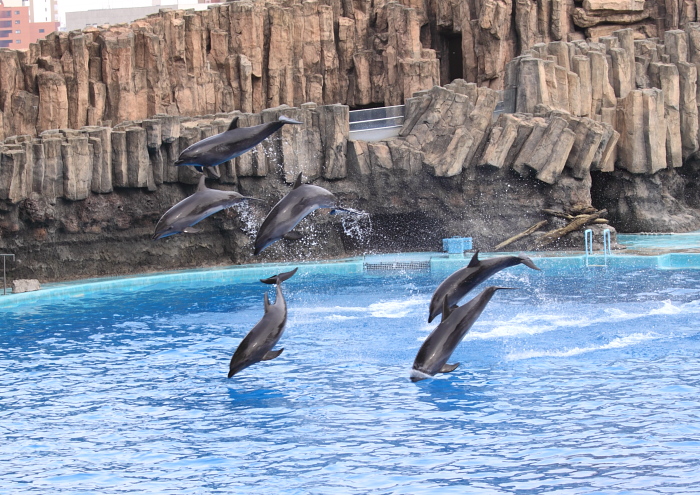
[[2, 265, 700, 493]]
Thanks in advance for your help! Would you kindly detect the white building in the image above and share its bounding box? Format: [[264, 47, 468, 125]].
[[65, 0, 217, 31], [29, 0, 59, 23]]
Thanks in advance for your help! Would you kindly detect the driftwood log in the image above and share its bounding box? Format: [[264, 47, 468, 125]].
[[494, 220, 548, 251], [530, 209, 608, 249]]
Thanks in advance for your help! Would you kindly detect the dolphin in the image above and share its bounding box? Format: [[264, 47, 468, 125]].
[[253, 173, 351, 255], [152, 174, 259, 240], [228, 268, 298, 378], [428, 251, 540, 323], [411, 286, 514, 382], [174, 115, 303, 169]]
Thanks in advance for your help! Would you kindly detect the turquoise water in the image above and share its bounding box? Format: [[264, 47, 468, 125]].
[[618, 230, 700, 250], [2, 265, 700, 493]]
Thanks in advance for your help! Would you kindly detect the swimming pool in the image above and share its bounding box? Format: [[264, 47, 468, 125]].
[[2, 260, 700, 493], [618, 230, 700, 251]]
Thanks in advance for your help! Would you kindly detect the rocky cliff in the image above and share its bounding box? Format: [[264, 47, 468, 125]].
[[2, 0, 700, 282], [3, 0, 700, 139]]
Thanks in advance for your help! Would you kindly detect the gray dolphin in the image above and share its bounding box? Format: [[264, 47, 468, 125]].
[[228, 268, 298, 378], [253, 173, 350, 255], [174, 115, 303, 169], [152, 174, 259, 239], [412, 286, 514, 382], [428, 251, 539, 323]]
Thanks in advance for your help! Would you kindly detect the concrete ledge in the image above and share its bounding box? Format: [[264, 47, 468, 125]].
[[11, 279, 41, 294]]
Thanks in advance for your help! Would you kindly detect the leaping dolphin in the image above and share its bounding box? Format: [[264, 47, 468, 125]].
[[412, 286, 514, 382], [428, 251, 540, 323], [228, 268, 298, 378], [152, 174, 259, 239], [174, 115, 303, 169], [253, 173, 351, 255]]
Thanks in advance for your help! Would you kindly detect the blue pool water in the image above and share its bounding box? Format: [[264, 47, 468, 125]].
[[2, 264, 700, 494], [618, 230, 700, 250]]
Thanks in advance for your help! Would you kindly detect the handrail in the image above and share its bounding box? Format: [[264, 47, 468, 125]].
[[1, 254, 14, 295], [585, 229, 612, 267]]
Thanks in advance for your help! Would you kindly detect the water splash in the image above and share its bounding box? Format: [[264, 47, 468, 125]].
[[336, 208, 373, 245], [231, 203, 260, 238]]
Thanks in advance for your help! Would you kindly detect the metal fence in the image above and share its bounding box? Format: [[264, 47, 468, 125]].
[[348, 105, 405, 142]]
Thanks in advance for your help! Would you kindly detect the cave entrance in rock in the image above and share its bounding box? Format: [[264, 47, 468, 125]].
[[439, 32, 463, 85]]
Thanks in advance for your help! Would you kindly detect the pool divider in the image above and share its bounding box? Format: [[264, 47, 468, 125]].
[[3, 252, 700, 308]]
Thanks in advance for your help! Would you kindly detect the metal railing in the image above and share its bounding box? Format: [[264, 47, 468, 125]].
[[349, 105, 405, 142], [1, 254, 14, 295], [585, 229, 611, 267]]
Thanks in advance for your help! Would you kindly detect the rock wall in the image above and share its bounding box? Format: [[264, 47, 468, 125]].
[[3, 78, 699, 282], [0, 0, 440, 140], [4, 0, 700, 140]]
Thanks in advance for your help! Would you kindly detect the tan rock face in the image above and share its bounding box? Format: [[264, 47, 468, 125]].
[[1, 0, 700, 141]]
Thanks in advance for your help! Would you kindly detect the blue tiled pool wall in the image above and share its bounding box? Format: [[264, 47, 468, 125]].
[[3, 252, 700, 308]]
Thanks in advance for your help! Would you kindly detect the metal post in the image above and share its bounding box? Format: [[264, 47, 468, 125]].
[[584, 229, 593, 267], [1, 254, 15, 295]]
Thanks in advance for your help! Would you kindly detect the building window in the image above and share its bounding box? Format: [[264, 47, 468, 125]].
[[15, 30, 20, 33], [14, 20, 20, 24], [39, 28, 44, 33], [14, 11, 20, 15], [15, 39, 20, 43]]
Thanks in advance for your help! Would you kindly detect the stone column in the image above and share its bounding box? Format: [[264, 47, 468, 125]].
[[61, 137, 92, 201], [677, 61, 699, 158], [516, 57, 550, 114]]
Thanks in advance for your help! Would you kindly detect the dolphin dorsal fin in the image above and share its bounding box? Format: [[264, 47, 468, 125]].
[[441, 296, 452, 322], [227, 116, 239, 131], [293, 173, 303, 190], [467, 250, 480, 268], [263, 292, 270, 311], [196, 174, 207, 192]]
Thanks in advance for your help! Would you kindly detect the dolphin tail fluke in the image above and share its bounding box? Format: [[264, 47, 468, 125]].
[[262, 348, 284, 361], [260, 267, 299, 285], [278, 115, 303, 125], [439, 363, 460, 373]]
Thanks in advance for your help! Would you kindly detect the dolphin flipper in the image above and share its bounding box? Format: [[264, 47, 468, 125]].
[[183, 227, 202, 234], [439, 363, 460, 373], [262, 348, 284, 360]]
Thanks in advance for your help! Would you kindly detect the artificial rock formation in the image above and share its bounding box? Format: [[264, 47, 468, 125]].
[[0, 83, 635, 282], [4, 0, 700, 140], [3, 2, 700, 282]]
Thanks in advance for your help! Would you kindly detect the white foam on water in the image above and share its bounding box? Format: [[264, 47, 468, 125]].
[[649, 300, 682, 315], [470, 299, 697, 341], [293, 305, 369, 315], [409, 368, 434, 381], [368, 297, 425, 318], [506, 332, 659, 361]]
